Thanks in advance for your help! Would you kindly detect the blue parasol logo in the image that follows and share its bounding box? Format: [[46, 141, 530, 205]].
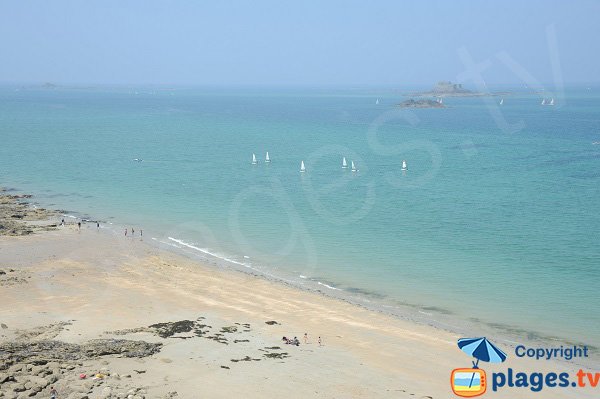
[[451, 337, 508, 397], [458, 337, 508, 368]]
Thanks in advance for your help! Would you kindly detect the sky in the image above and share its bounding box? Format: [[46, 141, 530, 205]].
[[1, 0, 599, 86]]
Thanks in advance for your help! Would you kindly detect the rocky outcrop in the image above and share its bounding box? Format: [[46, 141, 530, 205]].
[[397, 99, 446, 108], [0, 189, 58, 236]]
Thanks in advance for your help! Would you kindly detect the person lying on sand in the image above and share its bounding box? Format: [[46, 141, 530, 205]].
[[282, 336, 300, 346]]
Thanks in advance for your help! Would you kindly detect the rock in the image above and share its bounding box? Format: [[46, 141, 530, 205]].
[[12, 384, 26, 392], [0, 372, 11, 383], [7, 365, 22, 374], [28, 376, 49, 389]]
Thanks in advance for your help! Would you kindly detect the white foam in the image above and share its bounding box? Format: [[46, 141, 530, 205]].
[[167, 237, 254, 269], [317, 281, 340, 290]]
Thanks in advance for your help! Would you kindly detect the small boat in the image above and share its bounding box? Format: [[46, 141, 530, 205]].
[[376, 98, 380, 105], [401, 160, 408, 171], [300, 160, 306, 172], [342, 157, 348, 169], [549, 98, 555, 106], [499, 99, 504, 105], [133, 158, 143, 162], [265, 152, 271, 163], [252, 153, 257, 165], [351, 161, 357, 172], [541, 99, 547, 105]]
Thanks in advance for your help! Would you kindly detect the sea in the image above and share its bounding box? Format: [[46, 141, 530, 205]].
[[1, 85, 599, 350]]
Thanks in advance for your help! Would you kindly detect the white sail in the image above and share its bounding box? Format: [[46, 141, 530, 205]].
[[351, 161, 356, 172], [402, 160, 407, 171], [300, 160, 305, 172], [499, 99, 504, 105], [376, 98, 380, 105], [252, 153, 257, 164], [541, 99, 546, 105], [265, 152, 270, 162], [549, 98, 554, 106], [342, 157, 348, 168]]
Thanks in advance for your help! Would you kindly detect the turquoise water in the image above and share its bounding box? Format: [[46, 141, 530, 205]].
[[1, 86, 599, 347]]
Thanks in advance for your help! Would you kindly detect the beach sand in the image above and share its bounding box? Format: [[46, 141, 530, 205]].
[[0, 216, 597, 398]]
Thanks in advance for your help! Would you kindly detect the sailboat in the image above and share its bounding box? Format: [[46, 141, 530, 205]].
[[252, 153, 257, 164], [265, 152, 271, 163], [376, 98, 380, 105], [549, 98, 555, 106], [499, 99, 504, 105], [541, 99, 547, 105], [351, 161, 357, 172], [438, 97, 443, 104], [342, 157, 348, 169], [300, 160, 306, 173], [401, 160, 408, 171]]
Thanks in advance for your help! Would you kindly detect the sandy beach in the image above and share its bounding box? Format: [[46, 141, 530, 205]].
[[0, 194, 597, 399]]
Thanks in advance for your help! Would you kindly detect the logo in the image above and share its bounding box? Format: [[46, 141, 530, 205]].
[[451, 337, 507, 397]]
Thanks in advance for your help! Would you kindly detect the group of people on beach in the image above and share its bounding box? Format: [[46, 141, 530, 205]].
[[59, 217, 142, 238], [124, 227, 142, 237], [60, 218, 100, 231], [282, 333, 322, 347]]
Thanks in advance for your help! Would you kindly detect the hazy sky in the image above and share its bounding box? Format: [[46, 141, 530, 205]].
[[1, 0, 599, 86]]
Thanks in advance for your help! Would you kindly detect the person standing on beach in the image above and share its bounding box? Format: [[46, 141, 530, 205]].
[[61, 218, 65, 226], [304, 332, 308, 344], [50, 386, 58, 399], [77, 221, 81, 230], [318, 336, 322, 346], [96, 221, 100, 230], [132, 228, 135, 236], [125, 228, 127, 236]]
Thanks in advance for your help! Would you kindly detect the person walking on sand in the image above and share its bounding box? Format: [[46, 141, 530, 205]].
[[304, 332, 308, 344], [50, 386, 58, 399], [318, 336, 322, 346], [131, 228, 135, 236], [96, 221, 100, 230], [61, 218, 65, 226], [77, 221, 81, 230], [124, 228, 127, 237]]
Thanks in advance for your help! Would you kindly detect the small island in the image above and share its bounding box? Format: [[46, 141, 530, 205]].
[[397, 99, 446, 108], [408, 81, 508, 97]]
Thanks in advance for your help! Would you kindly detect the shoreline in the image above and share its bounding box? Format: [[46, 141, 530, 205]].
[[1, 189, 599, 398], [3, 186, 599, 355]]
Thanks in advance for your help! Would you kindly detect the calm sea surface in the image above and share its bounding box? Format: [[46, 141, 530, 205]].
[[1, 86, 599, 347]]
